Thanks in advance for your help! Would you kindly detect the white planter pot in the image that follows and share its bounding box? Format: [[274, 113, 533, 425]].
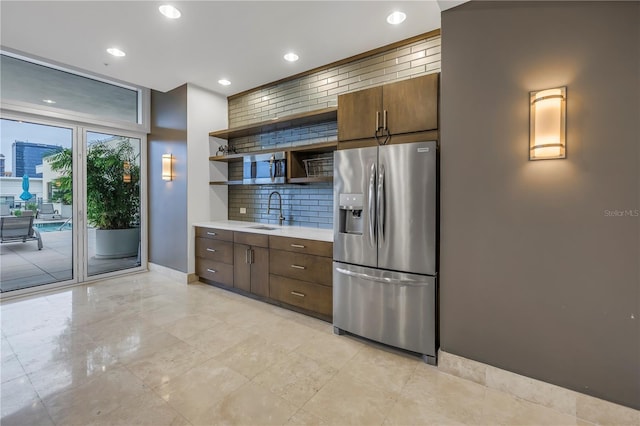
[[95, 228, 140, 259], [60, 204, 72, 219]]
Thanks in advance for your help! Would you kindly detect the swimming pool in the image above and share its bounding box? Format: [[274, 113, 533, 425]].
[[34, 221, 72, 232]]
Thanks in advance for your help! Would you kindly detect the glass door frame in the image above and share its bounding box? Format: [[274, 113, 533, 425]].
[[79, 125, 147, 282], [0, 111, 148, 298]]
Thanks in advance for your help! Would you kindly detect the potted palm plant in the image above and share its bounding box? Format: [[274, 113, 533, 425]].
[[48, 139, 140, 259]]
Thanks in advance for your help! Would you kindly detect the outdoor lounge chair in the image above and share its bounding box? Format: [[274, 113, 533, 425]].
[[0, 196, 14, 209], [0, 216, 43, 250], [38, 203, 61, 220]]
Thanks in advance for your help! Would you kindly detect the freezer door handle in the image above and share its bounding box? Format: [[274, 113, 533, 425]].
[[335, 267, 429, 286], [368, 162, 376, 247], [377, 164, 385, 247]]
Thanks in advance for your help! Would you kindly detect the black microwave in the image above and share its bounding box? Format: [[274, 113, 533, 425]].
[[243, 152, 287, 184]]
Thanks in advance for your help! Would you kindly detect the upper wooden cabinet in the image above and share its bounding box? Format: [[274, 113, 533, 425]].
[[337, 86, 382, 142], [337, 73, 439, 144]]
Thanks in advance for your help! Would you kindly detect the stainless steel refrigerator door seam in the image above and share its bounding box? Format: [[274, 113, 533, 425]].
[[368, 162, 377, 247], [377, 163, 385, 247]]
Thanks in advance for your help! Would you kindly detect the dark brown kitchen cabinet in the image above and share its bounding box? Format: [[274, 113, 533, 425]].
[[268, 235, 333, 321], [196, 228, 333, 321], [269, 275, 332, 318], [337, 86, 382, 143], [233, 232, 269, 297], [338, 73, 439, 146], [269, 250, 332, 286], [195, 227, 234, 288]]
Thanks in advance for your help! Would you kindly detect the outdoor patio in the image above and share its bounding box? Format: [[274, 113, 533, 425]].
[[0, 223, 139, 293]]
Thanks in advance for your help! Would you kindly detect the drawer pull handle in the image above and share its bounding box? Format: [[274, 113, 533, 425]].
[[290, 291, 305, 297], [207, 232, 217, 236], [206, 248, 216, 252], [290, 244, 305, 248], [290, 264, 306, 270], [206, 269, 217, 274]]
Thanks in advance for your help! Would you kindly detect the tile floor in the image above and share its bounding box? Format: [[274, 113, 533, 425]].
[[1, 271, 592, 425]]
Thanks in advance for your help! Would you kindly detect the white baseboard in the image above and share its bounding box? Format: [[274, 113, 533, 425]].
[[438, 350, 639, 425], [148, 262, 194, 284]]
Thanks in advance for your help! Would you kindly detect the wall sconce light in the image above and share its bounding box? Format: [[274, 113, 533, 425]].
[[123, 161, 131, 183], [529, 86, 566, 160], [162, 154, 173, 181]]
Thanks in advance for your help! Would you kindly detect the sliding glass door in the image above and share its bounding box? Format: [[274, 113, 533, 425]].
[[85, 131, 141, 277], [0, 118, 75, 292], [0, 117, 146, 294]]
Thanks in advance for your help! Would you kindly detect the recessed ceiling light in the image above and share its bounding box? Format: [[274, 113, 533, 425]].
[[387, 11, 406, 25], [107, 47, 126, 57], [159, 5, 181, 19], [284, 52, 299, 62], [218, 79, 231, 86], [42, 99, 56, 104]]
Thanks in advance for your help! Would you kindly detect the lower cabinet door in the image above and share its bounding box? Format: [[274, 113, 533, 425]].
[[196, 258, 233, 287], [233, 244, 251, 292], [269, 274, 332, 317], [250, 247, 269, 298], [233, 245, 269, 297]]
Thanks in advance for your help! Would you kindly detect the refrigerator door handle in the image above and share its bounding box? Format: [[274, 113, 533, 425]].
[[377, 164, 385, 247], [368, 162, 377, 247], [335, 267, 429, 287]]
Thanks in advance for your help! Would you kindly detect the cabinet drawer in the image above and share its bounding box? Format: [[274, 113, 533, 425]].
[[196, 258, 234, 287], [269, 236, 332, 257], [234, 231, 269, 247], [195, 227, 233, 242], [270, 250, 332, 286], [269, 275, 332, 317], [195, 238, 233, 263]]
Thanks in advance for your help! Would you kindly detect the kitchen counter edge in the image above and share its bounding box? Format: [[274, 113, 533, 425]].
[[193, 221, 333, 242]]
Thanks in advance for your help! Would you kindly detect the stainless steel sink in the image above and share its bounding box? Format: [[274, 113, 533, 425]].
[[248, 225, 277, 231]]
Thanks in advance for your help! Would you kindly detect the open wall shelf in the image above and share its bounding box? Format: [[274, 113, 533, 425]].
[[209, 107, 337, 140], [209, 108, 338, 185], [209, 141, 337, 185]]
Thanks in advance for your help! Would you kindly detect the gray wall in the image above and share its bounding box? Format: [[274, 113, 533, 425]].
[[440, 1, 639, 409], [148, 85, 188, 272]]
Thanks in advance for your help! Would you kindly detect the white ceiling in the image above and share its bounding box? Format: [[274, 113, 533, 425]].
[[0, 1, 465, 97]]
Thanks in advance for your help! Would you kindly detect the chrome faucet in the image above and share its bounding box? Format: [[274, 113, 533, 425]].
[[267, 191, 285, 226]]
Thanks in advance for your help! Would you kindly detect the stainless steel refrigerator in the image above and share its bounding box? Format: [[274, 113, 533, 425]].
[[333, 140, 438, 364]]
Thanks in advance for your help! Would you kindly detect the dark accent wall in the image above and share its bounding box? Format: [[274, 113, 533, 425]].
[[148, 85, 188, 272], [440, 1, 639, 409]]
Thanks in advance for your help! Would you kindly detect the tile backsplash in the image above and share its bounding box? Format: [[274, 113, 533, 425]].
[[228, 182, 333, 229], [223, 32, 441, 228]]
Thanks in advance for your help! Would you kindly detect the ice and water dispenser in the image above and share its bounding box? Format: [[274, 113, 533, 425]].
[[337, 193, 364, 235]]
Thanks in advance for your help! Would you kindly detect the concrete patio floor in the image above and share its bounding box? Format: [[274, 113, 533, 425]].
[[0, 225, 139, 293]]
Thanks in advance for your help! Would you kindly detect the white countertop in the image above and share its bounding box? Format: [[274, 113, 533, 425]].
[[193, 220, 333, 242]]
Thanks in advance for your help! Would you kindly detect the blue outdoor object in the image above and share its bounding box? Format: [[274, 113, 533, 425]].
[[20, 175, 32, 201]]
